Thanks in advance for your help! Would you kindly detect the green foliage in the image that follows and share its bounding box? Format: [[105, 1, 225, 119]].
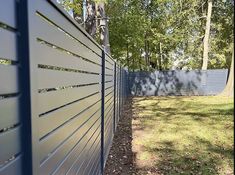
[[60, 0, 82, 14], [106, 0, 234, 70], [62, 0, 234, 70]]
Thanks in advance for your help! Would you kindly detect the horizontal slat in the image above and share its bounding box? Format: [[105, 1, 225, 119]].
[[105, 58, 114, 67], [38, 68, 100, 89], [0, 0, 16, 28], [105, 110, 113, 132], [105, 81, 114, 89], [94, 154, 102, 175], [0, 97, 19, 130], [105, 119, 113, 137], [105, 53, 114, 63], [0, 155, 22, 175], [0, 65, 18, 95], [104, 101, 114, 118], [51, 125, 101, 175], [35, 18, 101, 66], [90, 153, 101, 175], [105, 55, 114, 65], [0, 127, 21, 164], [105, 93, 113, 105], [66, 132, 101, 175], [74, 136, 101, 175], [39, 102, 101, 162], [105, 62, 113, 70], [86, 147, 101, 175], [39, 93, 101, 138], [38, 83, 100, 114], [105, 106, 114, 123], [40, 113, 101, 175], [105, 75, 113, 82], [105, 86, 114, 95], [36, 43, 101, 74], [36, 0, 102, 56], [105, 67, 113, 75], [78, 132, 101, 175], [35, 8, 101, 62], [0, 29, 17, 61]]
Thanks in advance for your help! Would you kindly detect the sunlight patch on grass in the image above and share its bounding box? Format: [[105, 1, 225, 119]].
[[132, 96, 234, 175]]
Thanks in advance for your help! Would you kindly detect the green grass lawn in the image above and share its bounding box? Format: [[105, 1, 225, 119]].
[[132, 96, 234, 175]]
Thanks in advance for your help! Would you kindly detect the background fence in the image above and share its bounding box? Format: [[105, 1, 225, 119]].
[[129, 69, 228, 96], [0, 1, 127, 175]]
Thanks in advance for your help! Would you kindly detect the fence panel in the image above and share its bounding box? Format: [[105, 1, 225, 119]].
[[103, 54, 114, 165], [28, 1, 103, 175], [129, 69, 228, 96], [0, 1, 128, 175], [0, 1, 22, 175]]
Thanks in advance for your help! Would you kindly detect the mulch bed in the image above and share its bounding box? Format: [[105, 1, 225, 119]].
[[104, 98, 138, 175]]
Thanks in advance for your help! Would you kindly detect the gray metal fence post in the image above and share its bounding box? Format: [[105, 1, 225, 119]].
[[17, 1, 33, 174], [119, 66, 121, 118], [101, 50, 105, 174], [113, 63, 116, 133]]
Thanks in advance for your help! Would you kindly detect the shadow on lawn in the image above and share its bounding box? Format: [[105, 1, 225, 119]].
[[144, 139, 234, 175], [104, 97, 234, 175]]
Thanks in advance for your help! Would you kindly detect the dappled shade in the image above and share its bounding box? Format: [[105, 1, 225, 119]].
[[105, 96, 234, 175]]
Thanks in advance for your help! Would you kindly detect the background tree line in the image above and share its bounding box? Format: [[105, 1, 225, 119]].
[[61, 0, 234, 96]]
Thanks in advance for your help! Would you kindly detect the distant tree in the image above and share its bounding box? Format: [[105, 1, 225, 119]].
[[60, 0, 111, 54], [202, 0, 213, 70], [220, 45, 234, 97]]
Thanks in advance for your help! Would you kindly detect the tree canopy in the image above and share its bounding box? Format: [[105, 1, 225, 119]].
[[106, 0, 234, 71], [61, 0, 234, 71]]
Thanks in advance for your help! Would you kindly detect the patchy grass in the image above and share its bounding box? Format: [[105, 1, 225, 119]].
[[132, 96, 234, 175]]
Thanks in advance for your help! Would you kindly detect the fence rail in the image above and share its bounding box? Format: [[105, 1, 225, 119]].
[[0, 1, 127, 175]]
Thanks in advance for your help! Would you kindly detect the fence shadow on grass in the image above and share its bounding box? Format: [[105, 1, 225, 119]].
[[104, 96, 234, 175]]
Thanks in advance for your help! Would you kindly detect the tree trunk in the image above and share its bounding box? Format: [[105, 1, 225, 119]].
[[202, 0, 212, 70], [72, 0, 111, 54], [126, 41, 129, 69], [85, 0, 97, 37], [144, 35, 148, 68], [96, 2, 111, 54], [159, 42, 163, 71], [220, 46, 234, 97], [139, 50, 142, 70]]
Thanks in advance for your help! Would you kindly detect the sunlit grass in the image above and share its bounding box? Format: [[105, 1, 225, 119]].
[[132, 96, 234, 175]]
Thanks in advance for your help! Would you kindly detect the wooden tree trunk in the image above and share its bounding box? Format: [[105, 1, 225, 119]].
[[96, 2, 111, 54], [85, 0, 97, 37], [144, 35, 148, 68], [159, 42, 163, 71], [202, 0, 213, 70], [127, 41, 129, 69], [139, 49, 142, 70], [220, 46, 234, 97], [73, 0, 111, 54]]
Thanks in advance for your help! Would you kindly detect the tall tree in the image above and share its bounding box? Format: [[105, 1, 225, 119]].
[[61, 0, 111, 54], [220, 45, 234, 97], [96, 2, 111, 53], [202, 0, 213, 70]]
